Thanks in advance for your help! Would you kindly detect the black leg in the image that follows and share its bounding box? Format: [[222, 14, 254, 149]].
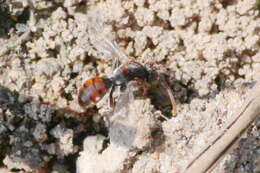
[[160, 75, 177, 116], [109, 85, 115, 108]]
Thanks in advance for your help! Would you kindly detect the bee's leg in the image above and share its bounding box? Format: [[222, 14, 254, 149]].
[[119, 83, 127, 92], [109, 85, 116, 108], [112, 57, 120, 72], [160, 75, 177, 116]]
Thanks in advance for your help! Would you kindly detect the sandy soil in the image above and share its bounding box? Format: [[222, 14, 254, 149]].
[[0, 0, 259, 172]]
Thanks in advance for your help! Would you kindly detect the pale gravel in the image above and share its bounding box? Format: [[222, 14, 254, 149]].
[[0, 0, 259, 172]]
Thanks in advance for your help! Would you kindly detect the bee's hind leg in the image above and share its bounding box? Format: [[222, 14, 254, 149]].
[[160, 75, 177, 116]]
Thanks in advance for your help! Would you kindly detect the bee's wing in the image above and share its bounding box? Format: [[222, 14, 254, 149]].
[[110, 83, 135, 122], [87, 17, 129, 64]]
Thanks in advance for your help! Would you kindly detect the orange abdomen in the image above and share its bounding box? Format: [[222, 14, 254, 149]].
[[78, 77, 112, 106]]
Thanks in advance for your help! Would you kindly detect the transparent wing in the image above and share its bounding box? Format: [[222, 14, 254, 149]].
[[110, 82, 135, 122], [87, 16, 129, 64]]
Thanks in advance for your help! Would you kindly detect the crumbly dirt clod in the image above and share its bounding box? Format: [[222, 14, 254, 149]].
[[0, 0, 259, 172]]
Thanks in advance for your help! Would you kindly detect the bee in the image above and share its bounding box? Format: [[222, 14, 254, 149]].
[[78, 61, 149, 106], [78, 62, 177, 116], [78, 19, 177, 117]]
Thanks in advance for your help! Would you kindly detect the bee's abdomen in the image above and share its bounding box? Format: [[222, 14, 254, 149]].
[[78, 77, 112, 106]]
